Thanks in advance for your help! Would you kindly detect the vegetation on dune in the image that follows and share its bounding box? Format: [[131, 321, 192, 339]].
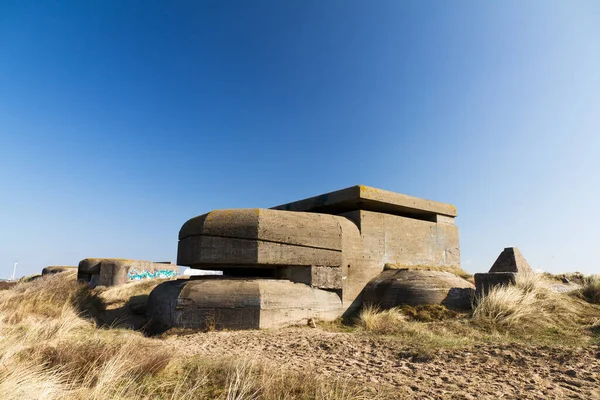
[[0, 272, 102, 324], [578, 275, 600, 304], [471, 271, 599, 343], [2, 270, 600, 399], [357, 271, 600, 349], [0, 273, 378, 400]]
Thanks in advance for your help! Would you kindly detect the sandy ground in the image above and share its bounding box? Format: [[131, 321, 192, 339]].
[[163, 327, 600, 399]]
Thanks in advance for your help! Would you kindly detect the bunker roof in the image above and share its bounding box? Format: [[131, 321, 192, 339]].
[[272, 185, 457, 219]]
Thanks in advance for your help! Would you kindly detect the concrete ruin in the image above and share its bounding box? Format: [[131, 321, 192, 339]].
[[42, 266, 78, 275], [148, 185, 467, 331], [77, 258, 178, 287], [474, 247, 533, 296]]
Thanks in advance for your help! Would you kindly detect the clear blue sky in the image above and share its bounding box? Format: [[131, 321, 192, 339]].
[[1, 1, 599, 278]]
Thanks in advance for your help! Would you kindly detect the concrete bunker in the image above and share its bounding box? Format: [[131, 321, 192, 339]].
[[78, 258, 179, 287], [148, 185, 468, 331]]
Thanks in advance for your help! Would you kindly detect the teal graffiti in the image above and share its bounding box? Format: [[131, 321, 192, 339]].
[[127, 269, 178, 281]]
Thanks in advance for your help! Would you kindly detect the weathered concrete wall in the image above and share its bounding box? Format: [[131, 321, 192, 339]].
[[337, 210, 460, 313], [78, 258, 178, 287], [147, 278, 342, 332], [343, 210, 460, 268]]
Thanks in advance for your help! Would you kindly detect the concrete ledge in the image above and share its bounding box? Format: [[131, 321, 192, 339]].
[[272, 185, 457, 218]]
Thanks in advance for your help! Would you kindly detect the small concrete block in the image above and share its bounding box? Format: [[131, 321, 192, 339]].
[[474, 272, 517, 297]]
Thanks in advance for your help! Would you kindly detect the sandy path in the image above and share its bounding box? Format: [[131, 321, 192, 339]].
[[162, 327, 600, 399]]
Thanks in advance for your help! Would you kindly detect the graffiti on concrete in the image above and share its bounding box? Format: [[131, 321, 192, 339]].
[[127, 269, 178, 281]]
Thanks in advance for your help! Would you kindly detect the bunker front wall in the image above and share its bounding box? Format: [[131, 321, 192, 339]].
[[339, 210, 460, 308]]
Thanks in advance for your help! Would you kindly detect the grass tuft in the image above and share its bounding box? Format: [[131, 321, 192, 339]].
[[578, 275, 600, 304], [358, 305, 406, 333], [472, 272, 600, 344]]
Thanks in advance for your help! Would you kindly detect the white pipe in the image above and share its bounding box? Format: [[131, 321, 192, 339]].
[[11, 262, 17, 281]]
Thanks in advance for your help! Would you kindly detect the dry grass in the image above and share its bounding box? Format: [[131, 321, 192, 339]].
[[358, 305, 406, 333], [0, 272, 381, 400], [578, 275, 600, 304], [152, 355, 380, 400], [3, 270, 600, 399], [358, 304, 461, 328], [0, 360, 67, 400], [355, 272, 600, 351], [472, 272, 600, 344], [383, 263, 472, 280], [86, 278, 172, 330], [0, 272, 103, 323], [357, 304, 479, 355]]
